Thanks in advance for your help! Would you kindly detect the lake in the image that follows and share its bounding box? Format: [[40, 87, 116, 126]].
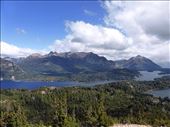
[[0, 80, 80, 90], [1, 71, 169, 90], [135, 71, 168, 81], [147, 88, 170, 98], [0, 80, 117, 90]]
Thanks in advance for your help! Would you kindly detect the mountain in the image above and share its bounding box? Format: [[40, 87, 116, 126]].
[[1, 52, 162, 81], [13, 52, 119, 81], [0, 58, 26, 80], [115, 55, 162, 71], [158, 62, 170, 68], [20, 51, 116, 73]]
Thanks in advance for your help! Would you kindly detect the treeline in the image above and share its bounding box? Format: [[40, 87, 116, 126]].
[[0, 78, 170, 127]]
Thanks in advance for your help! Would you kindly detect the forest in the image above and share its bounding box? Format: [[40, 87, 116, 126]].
[[1, 77, 170, 127]]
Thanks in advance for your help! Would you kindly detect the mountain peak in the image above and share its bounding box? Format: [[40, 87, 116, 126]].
[[136, 55, 143, 58], [28, 53, 42, 58], [125, 55, 161, 71], [129, 55, 147, 62], [46, 51, 93, 58], [47, 51, 58, 56], [66, 52, 91, 58], [132, 55, 145, 59]]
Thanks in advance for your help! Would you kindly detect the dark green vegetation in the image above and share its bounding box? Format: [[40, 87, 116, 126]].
[[1, 52, 165, 81], [1, 77, 170, 127]]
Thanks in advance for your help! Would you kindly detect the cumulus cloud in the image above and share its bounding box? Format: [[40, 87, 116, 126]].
[[2, 1, 169, 64], [51, 5, 169, 63], [100, 1, 170, 63], [50, 21, 133, 54], [103, 1, 170, 41], [0, 41, 46, 58], [68, 21, 133, 50]]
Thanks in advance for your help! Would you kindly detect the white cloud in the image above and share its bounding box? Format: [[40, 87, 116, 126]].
[[51, 14, 169, 63], [0, 41, 47, 58], [1, 1, 169, 64], [51, 21, 133, 53], [16, 28, 26, 34], [103, 1, 170, 41], [101, 1, 170, 63], [68, 21, 133, 50], [84, 9, 96, 16]]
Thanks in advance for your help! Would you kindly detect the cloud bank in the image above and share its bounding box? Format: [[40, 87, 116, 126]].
[[102, 1, 170, 62], [51, 1, 169, 63], [50, 21, 132, 52], [0, 41, 46, 58]]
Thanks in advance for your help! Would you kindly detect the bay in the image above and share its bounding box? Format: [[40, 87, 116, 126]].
[[135, 71, 168, 81], [147, 88, 170, 98]]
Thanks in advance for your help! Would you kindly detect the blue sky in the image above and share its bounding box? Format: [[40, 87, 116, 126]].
[[1, 1, 169, 65], [1, 1, 105, 49]]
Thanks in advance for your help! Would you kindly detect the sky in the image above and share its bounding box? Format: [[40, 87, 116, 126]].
[[1, 1, 105, 49], [0, 1, 170, 66]]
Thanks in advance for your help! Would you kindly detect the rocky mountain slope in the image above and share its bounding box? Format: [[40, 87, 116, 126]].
[[115, 55, 161, 71], [0, 52, 163, 81]]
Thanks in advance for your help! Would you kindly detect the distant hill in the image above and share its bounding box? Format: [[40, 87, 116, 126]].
[[17, 52, 116, 74], [0, 52, 163, 81], [115, 55, 162, 71]]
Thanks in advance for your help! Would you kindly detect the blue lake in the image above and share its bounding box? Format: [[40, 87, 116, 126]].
[[0, 80, 117, 90], [147, 88, 170, 98], [0, 80, 80, 90], [135, 71, 166, 81], [1, 71, 169, 91]]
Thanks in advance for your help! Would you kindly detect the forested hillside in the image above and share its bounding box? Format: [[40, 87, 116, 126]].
[[1, 77, 170, 127]]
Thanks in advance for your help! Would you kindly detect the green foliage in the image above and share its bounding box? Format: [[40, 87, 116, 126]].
[[0, 79, 170, 127], [1, 104, 28, 127]]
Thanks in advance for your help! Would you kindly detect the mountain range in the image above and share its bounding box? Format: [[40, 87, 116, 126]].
[[1, 51, 167, 82]]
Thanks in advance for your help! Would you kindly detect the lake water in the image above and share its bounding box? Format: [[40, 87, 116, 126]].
[[135, 71, 167, 81], [136, 71, 170, 98], [0, 80, 80, 90], [0, 80, 117, 90], [1, 71, 169, 90], [147, 88, 170, 98]]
